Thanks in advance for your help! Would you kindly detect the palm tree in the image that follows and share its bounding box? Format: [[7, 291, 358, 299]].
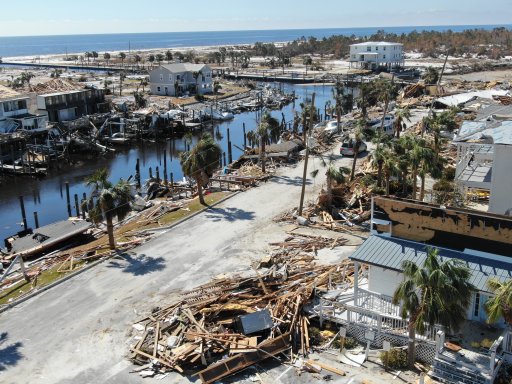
[[156, 53, 164, 66], [139, 78, 148, 93], [393, 247, 474, 367], [408, 136, 434, 200], [103, 52, 111, 66], [422, 66, 440, 85], [371, 133, 391, 188], [84, 51, 91, 65], [377, 80, 396, 132], [357, 82, 372, 119], [20, 71, 35, 86], [133, 54, 141, 69], [485, 279, 512, 327], [312, 154, 350, 210], [192, 71, 202, 94], [148, 54, 155, 68], [382, 150, 399, 195], [303, 55, 313, 74], [350, 120, 365, 181], [165, 50, 173, 63], [84, 168, 132, 250], [257, 112, 280, 173], [394, 107, 411, 138], [180, 133, 222, 205], [118, 52, 126, 67], [174, 80, 180, 97], [92, 51, 98, 62]]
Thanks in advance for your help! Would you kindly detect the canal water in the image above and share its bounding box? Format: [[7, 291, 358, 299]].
[[0, 83, 335, 241]]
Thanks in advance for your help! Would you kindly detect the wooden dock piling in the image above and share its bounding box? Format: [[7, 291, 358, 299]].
[[19, 196, 28, 231]]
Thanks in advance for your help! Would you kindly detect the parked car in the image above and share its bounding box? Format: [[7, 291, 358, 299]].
[[323, 120, 342, 134], [368, 115, 395, 135], [340, 139, 367, 156]]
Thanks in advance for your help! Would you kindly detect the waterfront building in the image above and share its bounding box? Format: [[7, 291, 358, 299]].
[[348, 42, 404, 70], [36, 88, 106, 123], [0, 85, 47, 133], [149, 63, 212, 96]]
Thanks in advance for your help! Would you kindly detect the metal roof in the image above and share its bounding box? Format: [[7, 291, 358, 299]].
[[156, 63, 209, 73], [455, 120, 512, 145], [436, 90, 509, 107], [350, 235, 512, 293], [476, 104, 512, 121], [10, 219, 91, 255]]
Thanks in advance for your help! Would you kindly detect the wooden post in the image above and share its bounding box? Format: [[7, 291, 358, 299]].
[[19, 196, 28, 230], [74, 194, 80, 218], [156, 166, 160, 183], [33, 211, 39, 229], [222, 152, 226, 167], [163, 150, 168, 184], [243, 123, 247, 149], [65, 182, 72, 217], [170, 172, 174, 194], [227, 128, 232, 164], [149, 167, 153, 179], [135, 158, 141, 188]]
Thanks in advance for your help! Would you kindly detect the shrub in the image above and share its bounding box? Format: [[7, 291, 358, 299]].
[[194, 94, 206, 102], [380, 348, 408, 369], [333, 336, 358, 350], [443, 167, 456, 181]]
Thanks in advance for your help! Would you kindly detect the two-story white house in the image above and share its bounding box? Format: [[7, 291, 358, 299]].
[[149, 63, 212, 97], [349, 42, 404, 70], [0, 85, 47, 133]]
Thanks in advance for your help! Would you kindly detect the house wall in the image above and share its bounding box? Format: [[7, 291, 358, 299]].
[[489, 144, 512, 215], [0, 98, 29, 118], [349, 44, 403, 64], [368, 266, 403, 297], [149, 65, 213, 96]]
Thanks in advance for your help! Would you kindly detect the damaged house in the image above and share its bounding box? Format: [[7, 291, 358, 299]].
[[316, 196, 512, 384], [0, 85, 47, 133]]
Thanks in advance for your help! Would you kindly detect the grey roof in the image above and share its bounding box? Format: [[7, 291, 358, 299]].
[[350, 235, 512, 293], [158, 63, 209, 73], [455, 120, 512, 145], [436, 90, 509, 107], [10, 219, 91, 255], [476, 104, 512, 121]]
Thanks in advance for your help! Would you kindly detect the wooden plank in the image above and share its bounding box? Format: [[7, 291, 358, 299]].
[[153, 321, 160, 357], [306, 360, 346, 376]]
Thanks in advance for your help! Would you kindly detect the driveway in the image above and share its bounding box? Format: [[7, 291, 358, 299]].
[[0, 150, 366, 384]]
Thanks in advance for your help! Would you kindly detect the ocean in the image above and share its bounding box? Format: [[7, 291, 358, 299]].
[[0, 25, 510, 58]]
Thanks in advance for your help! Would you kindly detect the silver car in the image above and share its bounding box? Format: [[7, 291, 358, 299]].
[[340, 140, 367, 156]]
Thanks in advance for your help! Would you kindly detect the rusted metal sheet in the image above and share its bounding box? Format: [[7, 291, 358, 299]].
[[372, 196, 512, 256], [197, 333, 290, 384]]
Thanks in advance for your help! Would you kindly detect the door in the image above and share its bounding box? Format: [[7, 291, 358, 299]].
[[164, 87, 168, 96]]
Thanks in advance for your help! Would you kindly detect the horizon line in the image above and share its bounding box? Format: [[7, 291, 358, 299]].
[[0, 23, 510, 39]]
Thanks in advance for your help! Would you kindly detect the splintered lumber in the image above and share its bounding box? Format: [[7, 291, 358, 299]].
[[128, 236, 359, 382], [197, 333, 290, 384], [305, 360, 346, 376]]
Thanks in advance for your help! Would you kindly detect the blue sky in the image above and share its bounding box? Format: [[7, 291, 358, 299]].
[[0, 0, 510, 36]]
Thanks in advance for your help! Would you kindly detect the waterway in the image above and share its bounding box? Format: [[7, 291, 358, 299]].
[[0, 83, 336, 241]]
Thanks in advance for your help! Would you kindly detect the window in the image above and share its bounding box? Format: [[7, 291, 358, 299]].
[[202, 75, 205, 81], [159, 74, 163, 81], [367, 46, 371, 52], [169, 75, 173, 81], [157, 86, 161, 92], [383, 55, 386, 59], [383, 46, 386, 51], [474, 292, 480, 317], [376, 46, 378, 51], [176, 75, 181, 81]]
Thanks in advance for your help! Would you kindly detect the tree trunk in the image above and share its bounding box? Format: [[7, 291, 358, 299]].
[[407, 322, 417, 368], [412, 168, 418, 199], [420, 174, 426, 201], [326, 174, 333, 209], [402, 172, 408, 195], [385, 173, 391, 195], [350, 143, 360, 181], [377, 161, 383, 187], [379, 96, 389, 132], [196, 179, 206, 205], [106, 214, 116, 250], [260, 137, 266, 173]]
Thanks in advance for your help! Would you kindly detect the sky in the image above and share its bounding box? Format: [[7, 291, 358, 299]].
[[0, 0, 510, 36]]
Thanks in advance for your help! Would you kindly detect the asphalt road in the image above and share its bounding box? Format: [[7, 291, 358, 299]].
[[0, 149, 366, 384]]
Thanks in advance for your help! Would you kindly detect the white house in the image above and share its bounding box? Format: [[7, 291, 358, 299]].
[[453, 109, 512, 215], [349, 42, 404, 70], [314, 196, 512, 383], [149, 63, 212, 97], [0, 85, 47, 133]]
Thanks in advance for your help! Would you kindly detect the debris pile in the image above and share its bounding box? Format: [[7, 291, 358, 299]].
[[128, 254, 357, 382], [29, 78, 84, 94]]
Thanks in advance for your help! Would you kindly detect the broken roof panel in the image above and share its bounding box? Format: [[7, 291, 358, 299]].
[[455, 120, 512, 145], [436, 90, 509, 108]]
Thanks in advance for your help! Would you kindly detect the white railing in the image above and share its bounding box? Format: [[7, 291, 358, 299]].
[[357, 288, 401, 317]]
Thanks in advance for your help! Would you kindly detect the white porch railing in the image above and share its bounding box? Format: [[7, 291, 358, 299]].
[[356, 288, 401, 317]]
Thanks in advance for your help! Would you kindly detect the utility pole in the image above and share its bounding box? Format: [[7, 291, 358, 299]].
[[298, 93, 315, 217]]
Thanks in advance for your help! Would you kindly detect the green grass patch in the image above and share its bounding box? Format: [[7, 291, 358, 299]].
[[0, 260, 87, 306]]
